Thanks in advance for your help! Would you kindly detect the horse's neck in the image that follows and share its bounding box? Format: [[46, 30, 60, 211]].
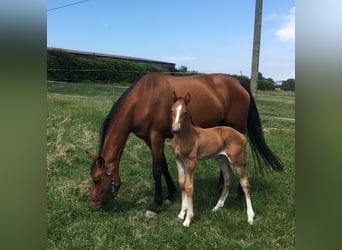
[[101, 103, 133, 166]]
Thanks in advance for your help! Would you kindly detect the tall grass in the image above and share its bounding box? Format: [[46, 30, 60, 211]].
[[47, 82, 295, 249]]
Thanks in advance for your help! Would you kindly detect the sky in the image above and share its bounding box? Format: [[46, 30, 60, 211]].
[[47, 0, 295, 80]]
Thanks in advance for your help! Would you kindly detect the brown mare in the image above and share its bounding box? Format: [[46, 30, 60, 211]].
[[171, 92, 254, 227], [87, 73, 282, 216]]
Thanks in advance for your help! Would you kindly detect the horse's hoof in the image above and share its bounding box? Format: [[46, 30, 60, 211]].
[[165, 195, 176, 203], [145, 210, 158, 218]]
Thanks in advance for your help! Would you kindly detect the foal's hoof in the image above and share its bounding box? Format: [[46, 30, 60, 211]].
[[178, 212, 185, 220], [183, 219, 191, 227], [145, 210, 158, 218]]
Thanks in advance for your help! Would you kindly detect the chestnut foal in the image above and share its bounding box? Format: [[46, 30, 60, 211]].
[[170, 92, 255, 227]]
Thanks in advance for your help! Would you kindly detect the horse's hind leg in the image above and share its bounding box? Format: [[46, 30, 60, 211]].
[[236, 163, 255, 224], [213, 155, 233, 211]]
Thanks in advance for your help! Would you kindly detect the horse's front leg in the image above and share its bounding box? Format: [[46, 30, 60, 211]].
[[145, 132, 176, 218], [161, 154, 177, 202], [145, 156, 163, 218]]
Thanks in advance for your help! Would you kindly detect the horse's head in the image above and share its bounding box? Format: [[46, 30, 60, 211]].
[[171, 91, 191, 134], [86, 152, 121, 211]]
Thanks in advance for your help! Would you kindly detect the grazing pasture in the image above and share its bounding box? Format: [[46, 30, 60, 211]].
[[47, 81, 295, 249]]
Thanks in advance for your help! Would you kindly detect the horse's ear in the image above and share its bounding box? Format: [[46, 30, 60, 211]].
[[98, 156, 105, 168], [172, 91, 178, 102], [86, 151, 97, 161], [184, 93, 191, 105]]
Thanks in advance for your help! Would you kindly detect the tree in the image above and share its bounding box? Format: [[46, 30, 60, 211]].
[[258, 80, 275, 90], [281, 78, 295, 91], [178, 65, 188, 72]]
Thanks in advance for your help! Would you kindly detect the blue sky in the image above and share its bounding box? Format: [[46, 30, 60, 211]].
[[47, 0, 295, 80]]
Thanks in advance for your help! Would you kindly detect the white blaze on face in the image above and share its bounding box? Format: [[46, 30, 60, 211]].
[[175, 104, 183, 124]]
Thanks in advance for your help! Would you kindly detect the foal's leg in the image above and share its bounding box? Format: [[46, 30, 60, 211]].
[[183, 159, 196, 227], [176, 159, 187, 220], [236, 164, 255, 225], [213, 155, 233, 211]]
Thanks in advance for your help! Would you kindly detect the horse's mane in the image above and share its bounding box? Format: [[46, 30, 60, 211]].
[[98, 81, 138, 154]]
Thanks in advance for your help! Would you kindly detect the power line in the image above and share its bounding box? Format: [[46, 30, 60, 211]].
[[48, 0, 89, 12]]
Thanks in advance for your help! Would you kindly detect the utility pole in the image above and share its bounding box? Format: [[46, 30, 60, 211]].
[[250, 0, 263, 95]]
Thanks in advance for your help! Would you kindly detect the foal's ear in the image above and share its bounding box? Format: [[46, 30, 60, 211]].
[[184, 93, 191, 105], [172, 91, 178, 102], [86, 151, 97, 161]]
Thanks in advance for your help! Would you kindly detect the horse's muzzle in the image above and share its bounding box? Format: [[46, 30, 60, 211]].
[[89, 200, 109, 211], [171, 127, 180, 134]]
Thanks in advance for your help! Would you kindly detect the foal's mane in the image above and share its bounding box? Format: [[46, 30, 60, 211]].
[[186, 109, 197, 126], [98, 82, 138, 154]]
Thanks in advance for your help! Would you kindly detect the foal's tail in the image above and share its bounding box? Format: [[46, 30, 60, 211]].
[[240, 82, 284, 174]]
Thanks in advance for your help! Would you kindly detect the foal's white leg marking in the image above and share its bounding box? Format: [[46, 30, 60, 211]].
[[183, 213, 191, 227], [176, 160, 188, 220], [178, 192, 188, 220], [183, 193, 193, 227], [246, 198, 255, 225]]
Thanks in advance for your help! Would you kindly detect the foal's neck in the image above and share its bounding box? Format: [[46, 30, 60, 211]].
[[177, 114, 197, 140]]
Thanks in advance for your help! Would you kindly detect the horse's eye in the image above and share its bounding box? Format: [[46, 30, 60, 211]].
[[93, 179, 100, 185]]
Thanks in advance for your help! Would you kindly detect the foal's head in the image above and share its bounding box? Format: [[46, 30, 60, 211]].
[[171, 91, 191, 134], [87, 152, 121, 211]]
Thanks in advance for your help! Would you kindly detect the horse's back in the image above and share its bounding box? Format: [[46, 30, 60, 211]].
[[131, 73, 250, 139], [169, 74, 250, 131]]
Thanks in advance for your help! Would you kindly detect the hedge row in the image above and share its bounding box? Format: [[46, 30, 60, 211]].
[[258, 80, 275, 90], [47, 50, 168, 83], [281, 79, 295, 91], [48, 50, 295, 91]]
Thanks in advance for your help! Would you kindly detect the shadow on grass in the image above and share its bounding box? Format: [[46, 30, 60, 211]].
[[76, 170, 276, 219], [192, 174, 273, 210]]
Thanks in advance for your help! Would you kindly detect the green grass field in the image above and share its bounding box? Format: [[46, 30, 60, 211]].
[[47, 82, 295, 249]]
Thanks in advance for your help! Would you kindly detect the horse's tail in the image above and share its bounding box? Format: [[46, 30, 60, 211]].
[[240, 82, 284, 174]]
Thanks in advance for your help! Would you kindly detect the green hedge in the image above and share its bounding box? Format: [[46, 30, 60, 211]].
[[281, 79, 295, 91], [47, 50, 168, 83], [257, 80, 275, 90]]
